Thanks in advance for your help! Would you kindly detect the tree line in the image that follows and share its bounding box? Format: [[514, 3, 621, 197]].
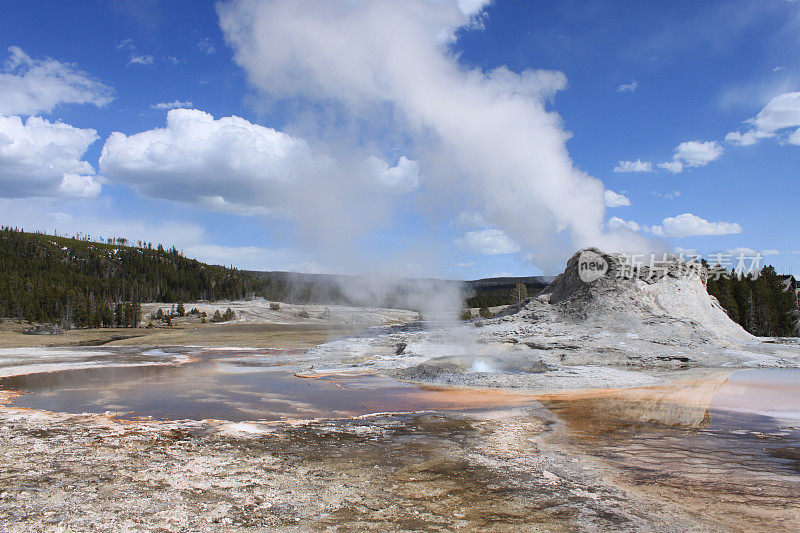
[[0, 227, 285, 329], [465, 282, 540, 308], [5, 226, 795, 336], [705, 264, 799, 337]]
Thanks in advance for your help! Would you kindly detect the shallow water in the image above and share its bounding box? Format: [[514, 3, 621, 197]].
[[2, 349, 799, 428], [2, 349, 800, 528], [0, 349, 535, 420], [541, 369, 800, 530], [542, 369, 800, 476]]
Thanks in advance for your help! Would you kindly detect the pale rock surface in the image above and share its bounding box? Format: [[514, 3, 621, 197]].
[[304, 249, 800, 390]]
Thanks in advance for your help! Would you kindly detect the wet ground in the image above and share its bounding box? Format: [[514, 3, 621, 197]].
[[541, 369, 800, 531], [0, 348, 538, 421], [0, 347, 799, 530], [0, 404, 694, 532]]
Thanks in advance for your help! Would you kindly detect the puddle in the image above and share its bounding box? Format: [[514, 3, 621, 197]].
[[540, 369, 800, 530], [540, 369, 800, 478], [0, 349, 536, 421], [711, 368, 800, 423]]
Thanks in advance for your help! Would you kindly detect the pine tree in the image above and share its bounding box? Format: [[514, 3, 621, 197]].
[[114, 302, 124, 327], [510, 283, 528, 303]]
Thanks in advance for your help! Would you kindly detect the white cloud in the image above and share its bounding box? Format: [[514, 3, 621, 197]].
[[657, 160, 684, 173], [0, 115, 101, 199], [197, 38, 216, 55], [604, 190, 630, 207], [749, 91, 800, 132], [453, 211, 488, 228], [673, 246, 699, 257], [0, 195, 323, 272], [672, 140, 724, 167], [617, 80, 638, 93], [725, 129, 774, 146], [196, 196, 281, 217], [606, 212, 742, 238], [128, 54, 154, 66], [455, 229, 521, 255], [606, 217, 641, 232], [100, 108, 421, 206], [726, 91, 800, 146], [218, 0, 652, 270], [58, 173, 102, 199], [723, 247, 780, 257], [613, 159, 652, 173], [658, 140, 723, 173], [116, 40, 155, 67], [724, 247, 756, 256], [152, 100, 193, 110], [456, 0, 491, 17], [0, 46, 113, 116], [654, 213, 742, 238], [0, 196, 206, 249], [99, 108, 422, 258], [364, 155, 421, 193], [489, 271, 517, 278], [183, 244, 325, 272], [100, 109, 319, 210]]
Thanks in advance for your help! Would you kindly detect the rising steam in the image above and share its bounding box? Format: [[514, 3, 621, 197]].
[[218, 0, 653, 275]]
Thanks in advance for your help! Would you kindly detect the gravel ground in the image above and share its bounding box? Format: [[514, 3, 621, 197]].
[[0, 402, 704, 532]]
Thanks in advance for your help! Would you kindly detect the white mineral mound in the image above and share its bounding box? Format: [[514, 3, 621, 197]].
[[532, 248, 754, 344], [303, 249, 800, 389]]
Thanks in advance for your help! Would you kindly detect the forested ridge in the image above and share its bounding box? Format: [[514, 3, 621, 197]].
[[0, 227, 284, 328], [2, 226, 797, 336], [464, 280, 550, 308], [706, 264, 799, 337]]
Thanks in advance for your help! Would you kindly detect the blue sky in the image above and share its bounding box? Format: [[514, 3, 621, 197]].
[[0, 0, 798, 278]]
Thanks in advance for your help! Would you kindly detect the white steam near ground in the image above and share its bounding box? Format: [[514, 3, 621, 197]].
[[334, 274, 467, 323]]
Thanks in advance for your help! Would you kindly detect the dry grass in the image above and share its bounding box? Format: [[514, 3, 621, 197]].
[[0, 319, 362, 350]]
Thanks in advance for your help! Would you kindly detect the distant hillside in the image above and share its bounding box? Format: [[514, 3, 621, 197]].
[[464, 276, 555, 308], [251, 271, 555, 309], [0, 226, 555, 328], [0, 227, 280, 327]]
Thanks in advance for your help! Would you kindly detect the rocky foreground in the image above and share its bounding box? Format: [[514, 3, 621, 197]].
[[0, 397, 745, 532]]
